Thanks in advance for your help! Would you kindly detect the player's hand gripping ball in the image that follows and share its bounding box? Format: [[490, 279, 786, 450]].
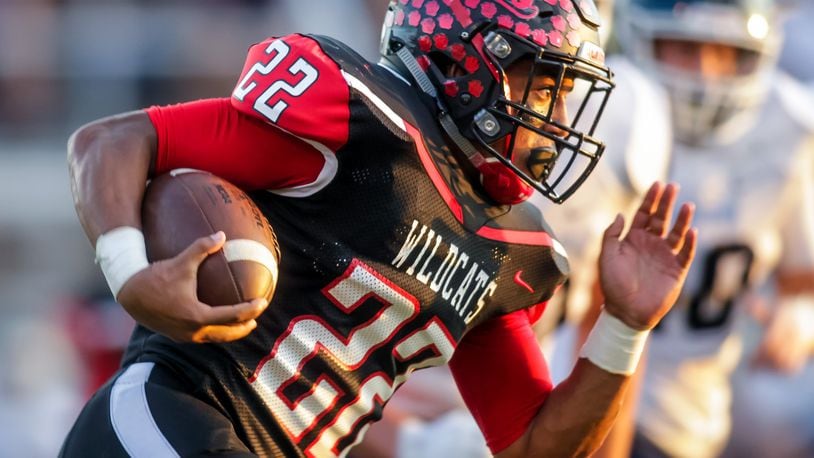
[[142, 169, 280, 306]]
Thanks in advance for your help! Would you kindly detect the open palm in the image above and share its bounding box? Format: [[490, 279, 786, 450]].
[[599, 182, 697, 330]]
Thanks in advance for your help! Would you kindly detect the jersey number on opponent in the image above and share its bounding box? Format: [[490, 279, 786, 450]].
[[233, 39, 319, 122], [249, 259, 455, 457], [687, 244, 754, 330]]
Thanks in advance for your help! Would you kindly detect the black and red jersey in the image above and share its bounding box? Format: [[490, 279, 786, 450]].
[[129, 34, 569, 456]]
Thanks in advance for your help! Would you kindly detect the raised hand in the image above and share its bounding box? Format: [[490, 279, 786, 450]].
[[599, 182, 697, 330], [116, 231, 269, 343]]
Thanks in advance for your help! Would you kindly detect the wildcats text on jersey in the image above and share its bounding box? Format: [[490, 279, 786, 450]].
[[392, 219, 497, 324]]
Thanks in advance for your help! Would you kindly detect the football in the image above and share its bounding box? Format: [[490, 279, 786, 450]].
[[142, 169, 280, 306]]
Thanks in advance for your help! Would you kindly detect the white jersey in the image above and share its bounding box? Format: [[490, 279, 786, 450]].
[[637, 71, 814, 458], [534, 55, 672, 381]]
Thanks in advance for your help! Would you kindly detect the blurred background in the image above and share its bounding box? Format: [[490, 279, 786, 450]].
[[0, 1, 811, 457]]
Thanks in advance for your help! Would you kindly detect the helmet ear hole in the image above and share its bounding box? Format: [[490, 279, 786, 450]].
[[428, 51, 467, 77]]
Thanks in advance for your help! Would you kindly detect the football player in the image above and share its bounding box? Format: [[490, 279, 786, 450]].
[[59, 1, 697, 457], [350, 0, 676, 454], [611, 0, 814, 456]]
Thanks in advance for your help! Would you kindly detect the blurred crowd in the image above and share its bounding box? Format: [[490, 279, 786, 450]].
[[0, 0, 812, 456], [0, 0, 385, 144]]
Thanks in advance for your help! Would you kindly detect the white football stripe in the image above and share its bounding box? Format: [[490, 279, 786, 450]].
[[223, 239, 279, 286], [169, 168, 206, 176]]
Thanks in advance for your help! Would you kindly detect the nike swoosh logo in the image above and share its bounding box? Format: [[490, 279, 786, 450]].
[[514, 270, 534, 293]]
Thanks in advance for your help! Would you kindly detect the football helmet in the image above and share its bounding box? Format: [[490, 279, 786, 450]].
[[616, 0, 782, 146], [380, 0, 614, 204], [594, 0, 615, 46]]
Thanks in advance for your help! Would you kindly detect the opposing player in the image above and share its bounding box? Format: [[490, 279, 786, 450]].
[[60, 1, 697, 456], [613, 0, 814, 456]]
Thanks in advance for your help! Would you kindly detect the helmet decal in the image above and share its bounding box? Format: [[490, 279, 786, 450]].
[[395, 0, 597, 53]]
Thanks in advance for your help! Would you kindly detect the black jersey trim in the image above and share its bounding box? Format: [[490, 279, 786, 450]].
[[406, 122, 553, 247]]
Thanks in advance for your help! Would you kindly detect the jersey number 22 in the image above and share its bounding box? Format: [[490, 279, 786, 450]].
[[233, 39, 318, 123]]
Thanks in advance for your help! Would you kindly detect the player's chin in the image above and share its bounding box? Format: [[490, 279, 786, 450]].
[[510, 147, 540, 178]]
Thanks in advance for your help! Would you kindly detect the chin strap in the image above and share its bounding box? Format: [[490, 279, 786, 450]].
[[395, 47, 479, 160], [395, 46, 531, 205]]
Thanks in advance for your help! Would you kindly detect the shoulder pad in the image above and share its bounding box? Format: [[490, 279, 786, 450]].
[[231, 34, 351, 152]]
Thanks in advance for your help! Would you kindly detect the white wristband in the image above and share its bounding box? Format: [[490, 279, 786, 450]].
[[95, 226, 150, 299], [579, 309, 650, 375]]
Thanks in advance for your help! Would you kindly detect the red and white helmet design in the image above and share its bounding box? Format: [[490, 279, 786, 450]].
[[382, 0, 615, 204]]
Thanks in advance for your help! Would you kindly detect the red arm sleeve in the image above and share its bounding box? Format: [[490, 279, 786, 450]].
[[146, 98, 326, 191], [146, 34, 355, 192], [449, 306, 552, 454]]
